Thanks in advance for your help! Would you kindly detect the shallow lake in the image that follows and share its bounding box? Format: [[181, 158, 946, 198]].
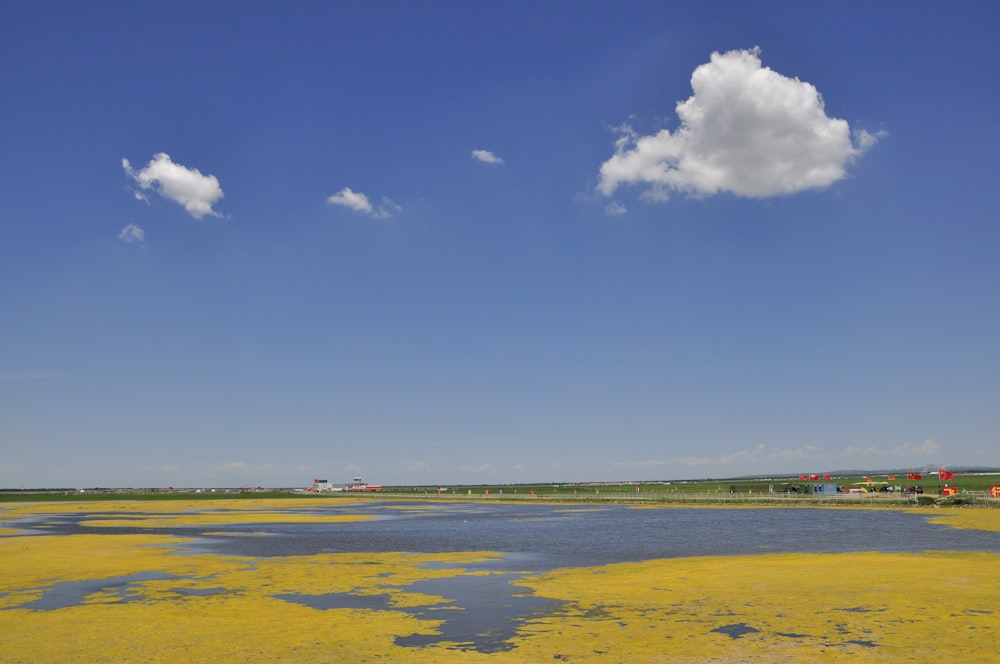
[[48, 501, 1000, 568], [16, 502, 1000, 654]]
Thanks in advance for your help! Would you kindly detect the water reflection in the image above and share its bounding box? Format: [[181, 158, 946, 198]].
[[15, 572, 176, 611], [184, 503, 1000, 567]]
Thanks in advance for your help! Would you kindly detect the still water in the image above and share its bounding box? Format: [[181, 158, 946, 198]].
[[191, 502, 1000, 567], [48, 501, 999, 568]]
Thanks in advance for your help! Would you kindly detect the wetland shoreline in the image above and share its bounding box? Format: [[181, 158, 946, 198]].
[[2, 499, 998, 662]]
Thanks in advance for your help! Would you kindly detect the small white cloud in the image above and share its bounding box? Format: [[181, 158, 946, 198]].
[[327, 187, 373, 214], [122, 153, 225, 219], [893, 438, 940, 456], [599, 47, 881, 201], [117, 223, 145, 245], [327, 187, 399, 219], [378, 196, 402, 218], [472, 149, 504, 165], [604, 200, 627, 216]]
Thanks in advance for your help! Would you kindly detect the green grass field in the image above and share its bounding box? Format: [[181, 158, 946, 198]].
[[4, 471, 998, 505]]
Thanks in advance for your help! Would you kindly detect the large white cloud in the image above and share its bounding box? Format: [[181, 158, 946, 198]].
[[598, 48, 881, 202], [122, 153, 224, 219], [327, 187, 400, 219]]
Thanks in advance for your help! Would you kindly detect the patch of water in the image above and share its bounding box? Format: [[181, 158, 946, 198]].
[[276, 570, 563, 653], [12, 572, 177, 611], [711, 623, 761, 639]]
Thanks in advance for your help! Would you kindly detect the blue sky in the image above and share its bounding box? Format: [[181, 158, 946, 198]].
[[2, 1, 998, 488]]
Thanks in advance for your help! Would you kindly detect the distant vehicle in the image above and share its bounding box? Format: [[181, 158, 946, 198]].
[[348, 484, 383, 492], [347, 477, 382, 492]]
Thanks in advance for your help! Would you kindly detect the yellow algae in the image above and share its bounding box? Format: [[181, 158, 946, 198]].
[[0, 497, 365, 519], [0, 498, 375, 529], [918, 508, 1000, 533], [0, 531, 509, 663], [0, 597, 456, 663], [0, 534, 250, 591], [81, 512, 373, 528], [4, 500, 999, 662], [510, 551, 999, 661], [2, 531, 997, 661]]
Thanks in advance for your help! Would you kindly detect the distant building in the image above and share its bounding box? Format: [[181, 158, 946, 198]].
[[311, 478, 333, 492]]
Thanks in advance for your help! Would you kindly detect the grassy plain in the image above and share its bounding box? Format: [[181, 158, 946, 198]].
[[1, 499, 997, 662]]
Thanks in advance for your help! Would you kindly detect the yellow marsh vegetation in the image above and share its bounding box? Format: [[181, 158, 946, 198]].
[[511, 550, 998, 662], [1, 501, 997, 662]]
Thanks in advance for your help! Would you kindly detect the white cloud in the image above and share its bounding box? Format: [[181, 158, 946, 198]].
[[327, 187, 373, 214], [327, 187, 399, 219], [604, 200, 627, 216], [117, 223, 145, 245], [471, 149, 504, 164], [122, 153, 225, 219], [598, 47, 881, 201], [895, 439, 939, 456], [378, 196, 402, 217]]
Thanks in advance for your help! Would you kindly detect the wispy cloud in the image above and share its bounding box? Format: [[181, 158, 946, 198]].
[[117, 223, 145, 246], [458, 462, 495, 473], [471, 149, 504, 165], [140, 464, 180, 473], [327, 187, 400, 219], [122, 153, 225, 219], [678, 444, 819, 467], [675, 439, 944, 470], [612, 459, 667, 467], [840, 439, 940, 459], [604, 200, 627, 216], [598, 47, 882, 203]]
